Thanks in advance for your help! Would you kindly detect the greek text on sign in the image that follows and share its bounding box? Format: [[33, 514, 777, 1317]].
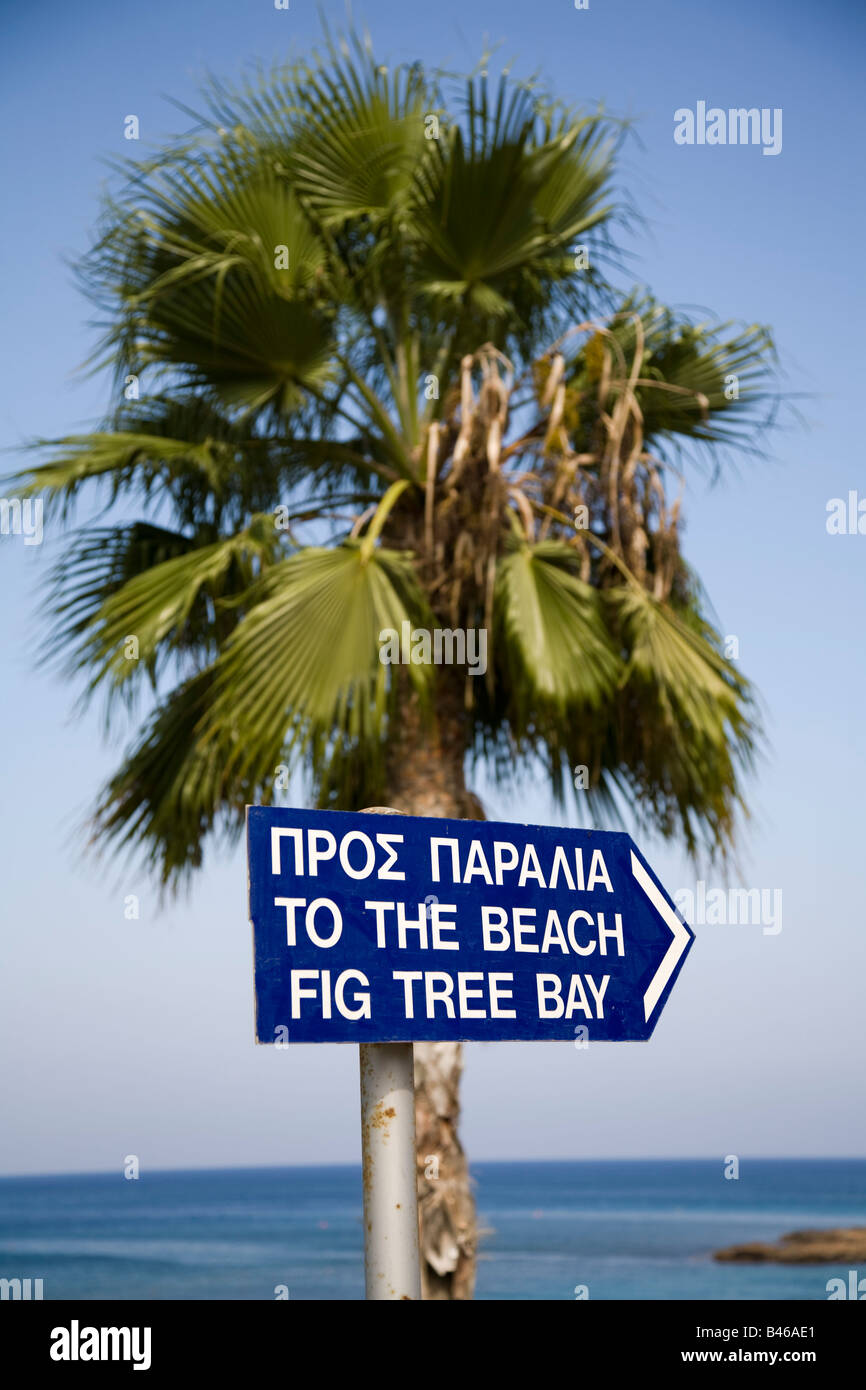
[[247, 807, 694, 1043]]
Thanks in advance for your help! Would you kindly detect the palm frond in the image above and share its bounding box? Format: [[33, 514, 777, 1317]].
[[57, 517, 283, 704], [91, 668, 252, 887], [493, 539, 620, 714], [205, 541, 434, 785]]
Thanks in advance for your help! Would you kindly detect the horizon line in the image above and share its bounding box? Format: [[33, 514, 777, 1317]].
[[1, 1154, 864, 1182]]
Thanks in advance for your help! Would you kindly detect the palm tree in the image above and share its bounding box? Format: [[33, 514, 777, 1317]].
[[12, 29, 775, 1299]]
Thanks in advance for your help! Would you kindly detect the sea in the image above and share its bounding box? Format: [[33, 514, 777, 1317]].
[[0, 1159, 863, 1301]]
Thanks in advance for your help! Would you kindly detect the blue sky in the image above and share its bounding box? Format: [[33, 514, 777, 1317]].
[[1, 0, 865, 1174]]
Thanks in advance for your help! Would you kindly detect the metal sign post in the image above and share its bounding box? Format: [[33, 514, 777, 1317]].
[[357, 809, 421, 1300], [359, 1040, 421, 1300], [247, 803, 695, 1301]]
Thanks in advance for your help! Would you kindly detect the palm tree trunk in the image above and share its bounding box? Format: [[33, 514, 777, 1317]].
[[382, 685, 479, 1300]]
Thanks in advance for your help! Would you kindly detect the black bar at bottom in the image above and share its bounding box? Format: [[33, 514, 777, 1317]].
[[1, 1298, 861, 1375]]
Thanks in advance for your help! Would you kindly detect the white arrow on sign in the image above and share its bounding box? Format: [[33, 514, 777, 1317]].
[[630, 850, 692, 1022]]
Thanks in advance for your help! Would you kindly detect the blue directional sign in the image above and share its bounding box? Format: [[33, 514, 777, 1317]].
[[247, 807, 694, 1044]]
